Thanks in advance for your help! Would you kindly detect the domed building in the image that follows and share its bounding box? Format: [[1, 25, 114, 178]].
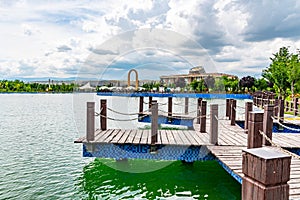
[[160, 66, 236, 86], [189, 66, 206, 74]]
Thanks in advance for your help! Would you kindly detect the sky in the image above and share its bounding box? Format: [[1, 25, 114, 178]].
[[1, 0, 300, 81]]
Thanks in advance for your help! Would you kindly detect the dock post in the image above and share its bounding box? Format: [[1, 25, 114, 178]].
[[228, 99, 233, 120], [148, 96, 152, 109], [245, 102, 253, 134], [184, 97, 189, 114], [279, 98, 284, 124], [230, 99, 236, 126], [210, 104, 218, 145], [139, 96, 144, 114], [226, 99, 230, 118], [242, 147, 291, 200], [197, 98, 202, 124], [100, 99, 107, 131], [248, 111, 263, 148], [151, 100, 158, 145], [274, 99, 279, 118], [168, 97, 172, 122], [263, 105, 274, 146], [200, 101, 207, 133], [87, 102, 95, 141], [294, 98, 298, 116]]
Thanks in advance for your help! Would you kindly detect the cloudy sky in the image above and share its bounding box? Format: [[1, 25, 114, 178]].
[[1, 0, 300, 81]]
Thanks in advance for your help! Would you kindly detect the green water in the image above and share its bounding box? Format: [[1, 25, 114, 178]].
[[78, 159, 241, 199], [0, 94, 241, 199]]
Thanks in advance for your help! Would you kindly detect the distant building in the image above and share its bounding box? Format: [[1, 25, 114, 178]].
[[160, 66, 237, 86]]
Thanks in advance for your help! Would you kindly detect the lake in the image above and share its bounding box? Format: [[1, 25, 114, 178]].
[[0, 94, 241, 199]]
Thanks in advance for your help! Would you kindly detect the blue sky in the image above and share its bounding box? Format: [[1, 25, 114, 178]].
[[1, 0, 300, 80]]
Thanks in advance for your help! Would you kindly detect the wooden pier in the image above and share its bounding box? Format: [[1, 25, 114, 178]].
[[75, 97, 300, 199]]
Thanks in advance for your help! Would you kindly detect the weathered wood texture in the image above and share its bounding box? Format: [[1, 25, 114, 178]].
[[100, 99, 107, 130], [263, 105, 274, 146], [200, 101, 207, 133], [230, 99, 236, 125], [209, 104, 218, 145], [151, 100, 158, 145], [244, 102, 253, 134], [86, 102, 95, 141], [242, 147, 291, 200], [248, 112, 263, 148]]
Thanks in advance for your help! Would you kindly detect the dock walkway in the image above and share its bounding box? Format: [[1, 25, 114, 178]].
[[76, 99, 300, 199]]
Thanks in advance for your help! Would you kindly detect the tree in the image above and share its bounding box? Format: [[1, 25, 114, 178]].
[[189, 79, 207, 92], [239, 76, 255, 92], [262, 47, 291, 99], [204, 76, 215, 90], [287, 53, 300, 97], [214, 78, 225, 92], [254, 78, 268, 91]]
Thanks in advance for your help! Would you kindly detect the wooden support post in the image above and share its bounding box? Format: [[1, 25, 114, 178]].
[[100, 99, 107, 131], [139, 96, 144, 114], [197, 98, 202, 124], [263, 105, 274, 146], [184, 97, 189, 115], [151, 100, 158, 145], [294, 98, 298, 116], [148, 96, 153, 109], [200, 101, 207, 133], [87, 102, 95, 141], [242, 147, 291, 200], [168, 97, 172, 122], [279, 99, 284, 124], [248, 111, 263, 149], [226, 99, 230, 118], [245, 102, 253, 134], [230, 99, 236, 126], [210, 104, 218, 145], [228, 99, 232, 120], [274, 99, 279, 118]]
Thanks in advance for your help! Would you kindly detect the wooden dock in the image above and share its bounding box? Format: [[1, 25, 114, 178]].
[[76, 98, 300, 199]]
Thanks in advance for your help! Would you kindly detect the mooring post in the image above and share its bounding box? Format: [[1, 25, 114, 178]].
[[244, 102, 253, 134], [230, 99, 236, 126], [285, 101, 288, 112], [274, 99, 279, 117], [279, 98, 284, 124], [87, 102, 95, 141], [210, 104, 218, 145], [228, 99, 233, 120], [200, 101, 207, 133], [248, 111, 263, 148], [263, 105, 274, 146], [100, 99, 107, 131], [294, 98, 298, 116], [242, 147, 291, 200], [184, 97, 189, 114], [151, 100, 158, 145], [226, 99, 230, 118], [148, 96, 153, 109], [139, 96, 144, 114], [197, 98, 202, 124], [168, 97, 172, 122]]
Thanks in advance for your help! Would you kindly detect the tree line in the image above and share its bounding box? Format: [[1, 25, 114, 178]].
[[0, 80, 76, 93], [262, 46, 300, 99]]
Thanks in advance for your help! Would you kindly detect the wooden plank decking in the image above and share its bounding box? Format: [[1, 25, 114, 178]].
[[208, 145, 300, 199], [75, 118, 300, 199], [76, 119, 300, 148]]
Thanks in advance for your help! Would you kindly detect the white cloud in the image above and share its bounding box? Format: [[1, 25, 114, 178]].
[[1, 0, 300, 80]]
